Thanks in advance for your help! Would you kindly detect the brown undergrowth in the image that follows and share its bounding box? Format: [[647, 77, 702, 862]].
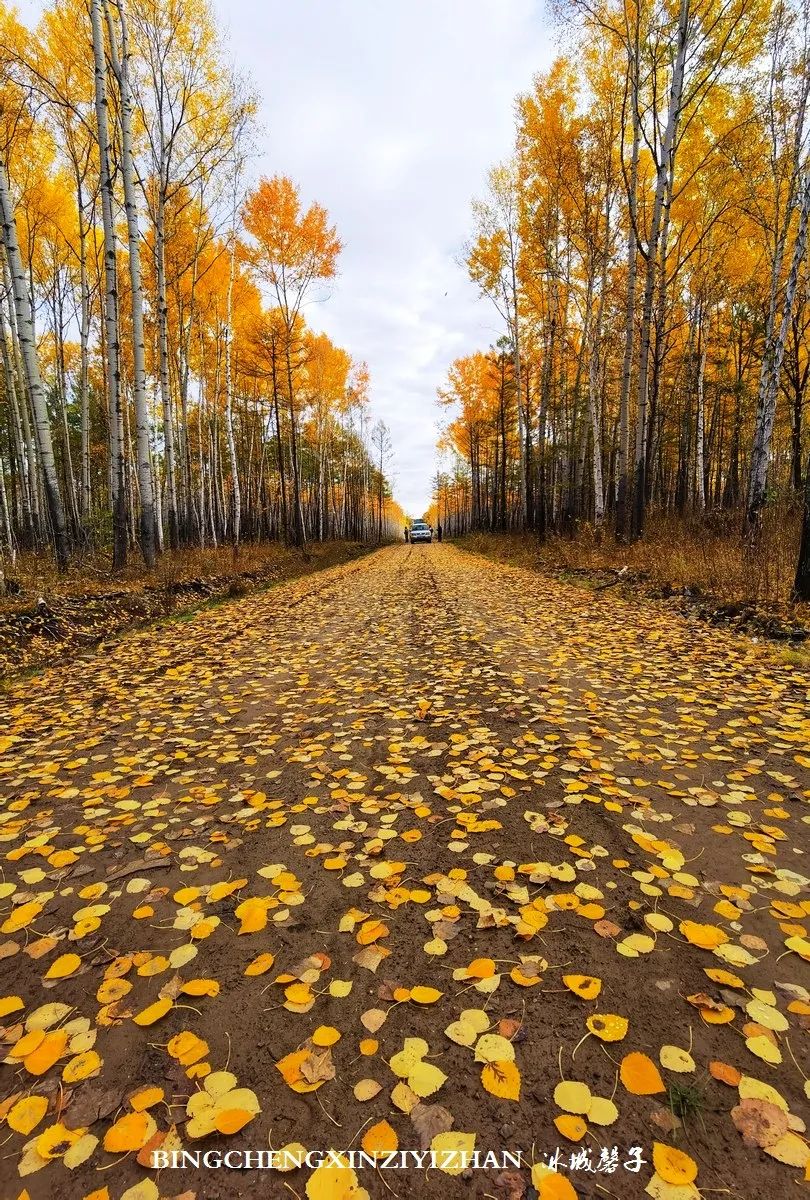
[[456, 508, 810, 646], [0, 540, 376, 679]]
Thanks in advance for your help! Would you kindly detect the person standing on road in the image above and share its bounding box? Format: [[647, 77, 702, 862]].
[[404, 525, 409, 542], [437, 523, 443, 542]]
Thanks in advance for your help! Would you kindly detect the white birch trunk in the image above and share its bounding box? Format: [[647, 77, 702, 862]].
[[3, 255, 42, 535], [632, 0, 689, 539], [0, 297, 34, 543], [748, 162, 810, 528], [0, 437, 15, 567], [695, 310, 707, 511], [616, 29, 641, 538], [155, 190, 179, 547], [78, 202, 92, 522], [104, 0, 157, 567], [588, 311, 605, 528], [91, 0, 128, 568], [0, 160, 69, 568], [224, 229, 241, 549], [508, 252, 527, 527]]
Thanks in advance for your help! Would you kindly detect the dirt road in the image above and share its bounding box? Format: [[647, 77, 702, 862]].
[[1, 544, 808, 1200]]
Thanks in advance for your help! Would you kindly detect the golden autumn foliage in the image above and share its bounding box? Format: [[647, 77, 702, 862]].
[[0, 2, 401, 575], [436, 0, 810, 598]]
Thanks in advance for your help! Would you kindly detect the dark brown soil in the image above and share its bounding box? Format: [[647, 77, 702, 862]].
[[0, 542, 373, 680], [457, 533, 810, 648], [0, 545, 808, 1200]]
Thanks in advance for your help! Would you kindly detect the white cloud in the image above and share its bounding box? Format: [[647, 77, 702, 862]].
[[217, 0, 555, 514], [17, 0, 555, 514]]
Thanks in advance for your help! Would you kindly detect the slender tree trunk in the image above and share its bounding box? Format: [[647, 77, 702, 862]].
[[724, 323, 745, 508], [589, 191, 610, 530], [91, 0, 128, 568], [499, 357, 507, 530], [794, 446, 810, 600], [2, 256, 40, 538], [284, 335, 306, 547], [0, 160, 69, 569], [695, 311, 707, 511], [616, 37, 640, 541], [56, 309, 80, 532], [224, 231, 241, 551], [0, 300, 34, 546], [747, 163, 810, 533], [78, 198, 92, 525], [588, 311, 605, 527], [508, 255, 527, 528], [318, 433, 325, 542], [269, 332, 289, 543], [0, 434, 15, 568], [155, 189, 179, 549], [123, 382, 138, 544], [790, 365, 805, 492], [104, 0, 157, 567], [631, 0, 689, 541]]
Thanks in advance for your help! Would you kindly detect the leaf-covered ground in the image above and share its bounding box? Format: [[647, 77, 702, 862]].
[[0, 544, 808, 1200], [0, 541, 371, 678]]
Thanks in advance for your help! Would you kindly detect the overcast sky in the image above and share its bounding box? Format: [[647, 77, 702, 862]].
[[231, 0, 555, 515], [21, 0, 554, 515]]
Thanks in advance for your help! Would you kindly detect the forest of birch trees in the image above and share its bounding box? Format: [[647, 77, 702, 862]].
[[433, 0, 810, 599], [0, 0, 401, 580]]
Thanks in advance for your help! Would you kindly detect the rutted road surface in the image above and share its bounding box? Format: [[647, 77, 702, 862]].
[[1, 544, 808, 1200]]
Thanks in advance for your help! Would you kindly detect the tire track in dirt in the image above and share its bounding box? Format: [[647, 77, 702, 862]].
[[0, 545, 807, 1200]]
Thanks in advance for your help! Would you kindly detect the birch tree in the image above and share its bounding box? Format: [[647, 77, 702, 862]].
[[90, 0, 127, 567], [103, 0, 157, 566], [0, 159, 69, 569], [745, 0, 810, 533], [0, 12, 69, 569], [242, 175, 342, 548], [465, 163, 529, 525]]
